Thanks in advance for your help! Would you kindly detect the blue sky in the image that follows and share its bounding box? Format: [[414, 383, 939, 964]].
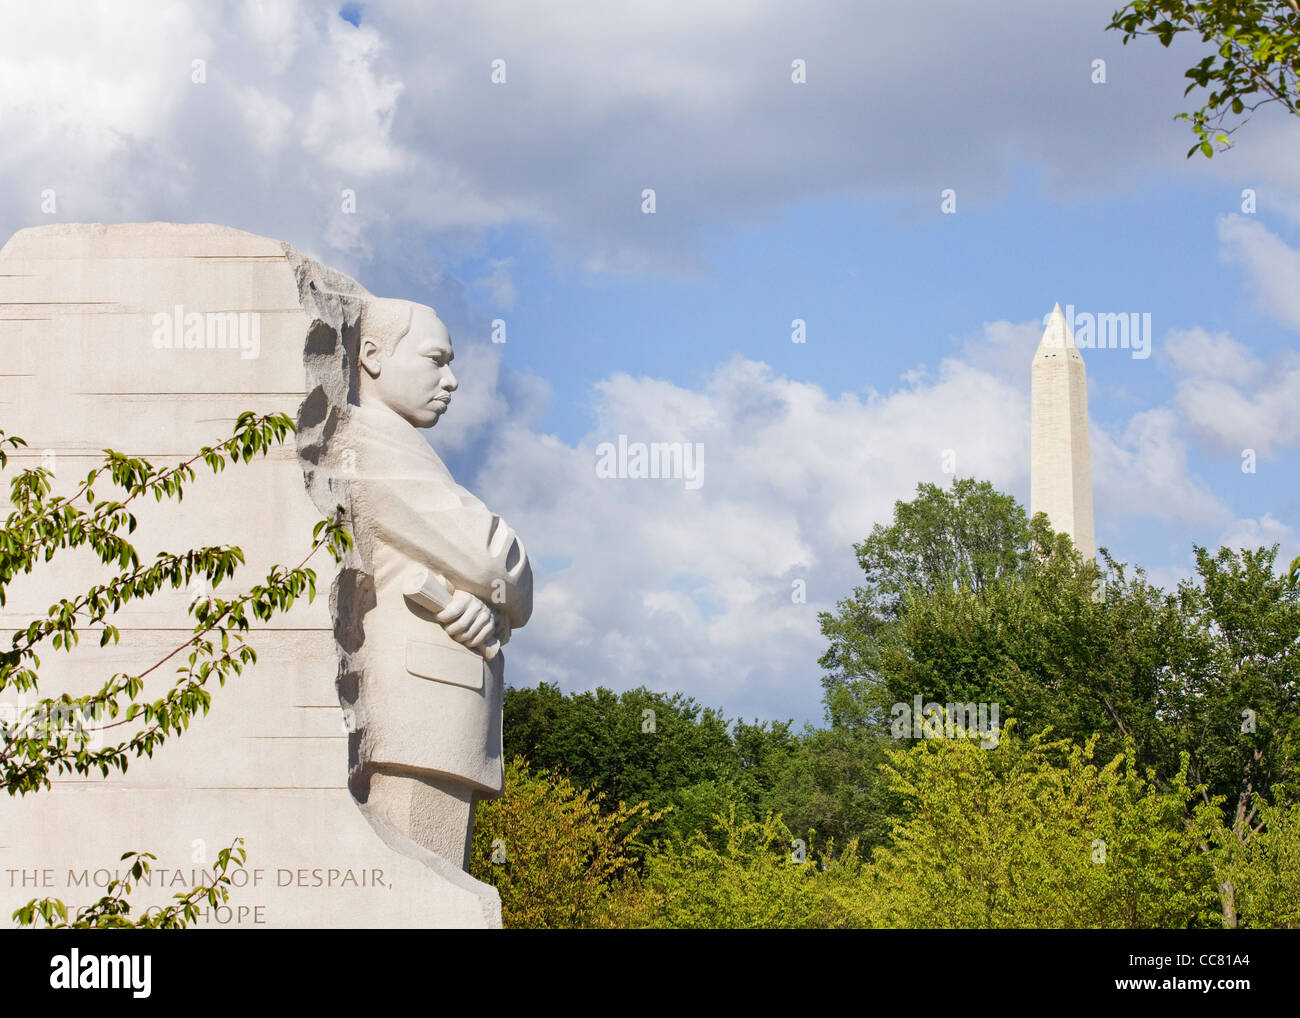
[[436, 167, 1299, 590], [2, 0, 1298, 725]]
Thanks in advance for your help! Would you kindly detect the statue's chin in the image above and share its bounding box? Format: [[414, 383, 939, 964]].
[[387, 401, 447, 430]]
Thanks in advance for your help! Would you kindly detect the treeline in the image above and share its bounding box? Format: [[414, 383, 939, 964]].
[[499, 681, 890, 855], [472, 480, 1300, 929]]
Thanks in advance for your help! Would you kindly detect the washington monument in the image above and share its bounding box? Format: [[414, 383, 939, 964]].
[[1031, 303, 1095, 560]]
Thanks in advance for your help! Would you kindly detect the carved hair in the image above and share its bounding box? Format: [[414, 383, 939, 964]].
[[359, 296, 438, 357]]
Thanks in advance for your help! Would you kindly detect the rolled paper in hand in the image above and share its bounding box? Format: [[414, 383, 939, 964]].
[[402, 567, 500, 661]]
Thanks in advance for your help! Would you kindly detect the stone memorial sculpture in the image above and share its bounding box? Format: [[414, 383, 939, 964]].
[[0, 222, 526, 927], [313, 293, 533, 870]]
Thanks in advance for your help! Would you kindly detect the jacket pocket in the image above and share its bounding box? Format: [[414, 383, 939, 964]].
[[404, 639, 486, 691]]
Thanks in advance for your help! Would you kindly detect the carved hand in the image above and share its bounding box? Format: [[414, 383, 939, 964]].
[[434, 589, 498, 653]]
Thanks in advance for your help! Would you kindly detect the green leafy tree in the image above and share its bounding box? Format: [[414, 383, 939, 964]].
[[763, 724, 898, 855], [875, 548, 1168, 768], [1159, 545, 1300, 925], [469, 756, 661, 928], [1, 413, 350, 927], [821, 481, 1300, 926], [503, 682, 794, 846], [865, 725, 1221, 928], [1108, 0, 1300, 156], [610, 809, 870, 929], [818, 479, 1036, 729], [1212, 799, 1300, 927], [818, 481, 1145, 753]]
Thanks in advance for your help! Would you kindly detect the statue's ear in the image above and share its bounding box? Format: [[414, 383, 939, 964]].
[[358, 336, 383, 378]]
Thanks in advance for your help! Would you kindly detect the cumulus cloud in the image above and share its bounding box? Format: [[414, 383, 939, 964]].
[[1218, 514, 1298, 561], [1091, 408, 1227, 529], [1218, 215, 1300, 330], [1164, 327, 1262, 386], [1156, 216, 1300, 461], [0, 0, 1278, 722], [298, 16, 407, 176], [466, 345, 1028, 721], [457, 321, 1240, 722], [957, 316, 1044, 383], [1, 0, 1204, 276], [1162, 327, 1300, 459], [472, 258, 517, 311]]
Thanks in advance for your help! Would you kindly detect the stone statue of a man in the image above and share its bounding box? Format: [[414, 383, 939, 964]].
[[333, 296, 532, 870]]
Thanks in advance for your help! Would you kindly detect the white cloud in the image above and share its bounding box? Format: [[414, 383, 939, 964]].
[[238, 0, 305, 76], [466, 344, 1028, 720], [472, 258, 517, 311], [1091, 408, 1227, 529], [460, 320, 1242, 721], [1162, 326, 1300, 459], [957, 317, 1043, 383], [1164, 327, 1261, 385], [0, 0, 1205, 273], [1218, 513, 1298, 561], [1218, 214, 1300, 329], [298, 17, 407, 175], [1173, 373, 1300, 459], [235, 85, 294, 156], [1160, 214, 1300, 461]]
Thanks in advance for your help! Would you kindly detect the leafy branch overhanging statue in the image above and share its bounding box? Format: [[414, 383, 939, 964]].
[[0, 412, 351, 927]]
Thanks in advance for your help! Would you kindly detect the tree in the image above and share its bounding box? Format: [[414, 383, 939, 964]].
[[609, 808, 870, 930], [762, 724, 898, 855], [1108, 1, 1300, 157], [1212, 799, 1300, 927], [1159, 544, 1300, 926], [818, 479, 1035, 729], [468, 756, 660, 928], [821, 481, 1300, 926], [864, 725, 1221, 929], [818, 481, 1123, 740], [502, 682, 795, 846], [608, 729, 1227, 930], [874, 547, 1169, 769], [1, 413, 350, 927], [831, 477, 1029, 622]]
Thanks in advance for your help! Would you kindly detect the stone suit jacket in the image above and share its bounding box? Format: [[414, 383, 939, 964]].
[[338, 404, 533, 796]]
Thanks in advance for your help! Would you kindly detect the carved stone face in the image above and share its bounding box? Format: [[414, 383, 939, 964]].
[[362, 306, 458, 429]]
